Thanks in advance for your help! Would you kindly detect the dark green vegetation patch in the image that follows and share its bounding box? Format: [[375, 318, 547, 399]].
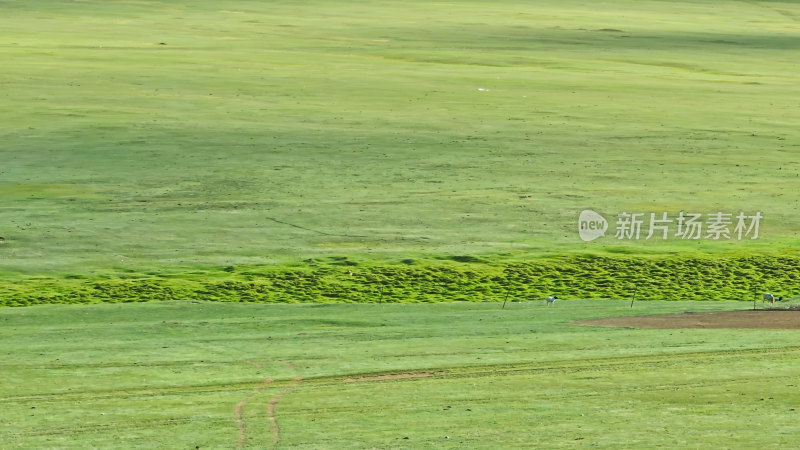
[[3, 255, 797, 306]]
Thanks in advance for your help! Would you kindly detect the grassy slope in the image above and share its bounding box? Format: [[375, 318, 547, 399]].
[[2, 301, 799, 448], [1, 0, 799, 293]]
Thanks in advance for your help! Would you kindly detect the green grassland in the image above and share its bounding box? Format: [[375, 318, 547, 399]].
[[4, 2, 800, 448], [2, 0, 800, 302], [3, 301, 800, 448]]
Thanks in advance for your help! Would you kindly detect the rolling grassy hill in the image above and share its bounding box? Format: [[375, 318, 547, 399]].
[[1, 0, 799, 303]]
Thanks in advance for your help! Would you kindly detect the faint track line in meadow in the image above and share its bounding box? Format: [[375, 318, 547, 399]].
[[285, 346, 800, 389], [1, 380, 276, 403], [234, 378, 273, 449], [5, 347, 800, 403], [438, 346, 800, 380], [4, 416, 201, 439], [265, 217, 368, 238], [268, 362, 303, 446]]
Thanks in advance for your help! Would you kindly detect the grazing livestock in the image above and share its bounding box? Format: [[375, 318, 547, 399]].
[[763, 293, 783, 303]]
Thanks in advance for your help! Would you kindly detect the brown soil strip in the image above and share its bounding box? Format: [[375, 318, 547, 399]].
[[344, 372, 434, 382], [234, 378, 273, 448], [575, 310, 800, 329], [268, 376, 302, 445]]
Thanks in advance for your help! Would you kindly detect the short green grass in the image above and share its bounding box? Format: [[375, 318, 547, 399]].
[[2, 301, 799, 448], [2, 0, 800, 284], [4, 2, 800, 448], [2, 0, 800, 303]]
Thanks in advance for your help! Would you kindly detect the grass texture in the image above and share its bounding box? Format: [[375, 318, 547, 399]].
[[2, 254, 800, 306], [1, 0, 799, 289], [3, 301, 800, 448]]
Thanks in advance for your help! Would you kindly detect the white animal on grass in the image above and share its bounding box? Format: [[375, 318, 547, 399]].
[[763, 293, 775, 303], [546, 295, 557, 306]]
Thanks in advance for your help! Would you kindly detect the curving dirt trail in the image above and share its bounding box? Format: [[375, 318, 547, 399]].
[[234, 361, 302, 448], [234, 378, 273, 448], [268, 376, 303, 445]]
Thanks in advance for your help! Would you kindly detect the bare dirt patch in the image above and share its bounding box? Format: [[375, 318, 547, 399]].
[[575, 310, 800, 329]]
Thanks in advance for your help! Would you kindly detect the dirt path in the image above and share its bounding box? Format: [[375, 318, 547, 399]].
[[234, 361, 303, 448], [234, 378, 273, 448], [268, 375, 303, 446], [575, 310, 800, 329]]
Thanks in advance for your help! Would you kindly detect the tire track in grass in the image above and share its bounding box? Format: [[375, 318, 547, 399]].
[[268, 362, 303, 446], [234, 378, 273, 448], [6, 348, 800, 404]]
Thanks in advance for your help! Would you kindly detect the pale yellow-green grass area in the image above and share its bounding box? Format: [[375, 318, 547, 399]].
[[2, 0, 798, 279]]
